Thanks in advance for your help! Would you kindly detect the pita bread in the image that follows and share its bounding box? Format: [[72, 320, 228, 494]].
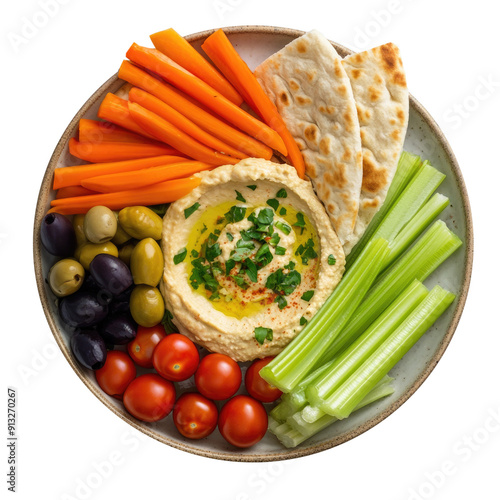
[[342, 43, 409, 253], [255, 30, 363, 249]]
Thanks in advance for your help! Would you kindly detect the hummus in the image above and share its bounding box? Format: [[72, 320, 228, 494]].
[[160, 159, 345, 362]]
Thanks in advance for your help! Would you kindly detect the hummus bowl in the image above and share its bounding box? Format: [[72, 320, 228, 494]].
[[33, 26, 473, 461]]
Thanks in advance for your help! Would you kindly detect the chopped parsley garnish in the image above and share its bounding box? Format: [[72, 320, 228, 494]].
[[226, 232, 234, 241], [266, 198, 279, 211], [200, 223, 208, 234], [233, 274, 249, 289], [301, 290, 315, 302], [293, 212, 306, 228], [230, 240, 255, 262], [244, 258, 258, 282], [275, 221, 291, 235], [279, 207, 287, 216], [206, 242, 221, 262], [266, 268, 301, 296], [173, 248, 187, 264], [246, 185, 257, 191], [254, 326, 273, 345], [295, 238, 317, 265], [268, 232, 281, 247], [225, 205, 246, 223], [190, 249, 199, 258], [328, 254, 337, 265], [300, 316, 308, 326], [235, 190, 246, 202], [184, 202, 200, 219], [225, 259, 236, 276], [275, 246, 286, 256], [274, 295, 288, 310], [276, 188, 288, 198], [255, 243, 273, 266], [284, 261, 296, 270]]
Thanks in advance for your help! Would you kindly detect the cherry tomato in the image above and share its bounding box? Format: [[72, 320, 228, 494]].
[[195, 353, 241, 400], [245, 357, 282, 403], [218, 395, 268, 448], [95, 350, 136, 399], [123, 373, 175, 422], [127, 325, 166, 368], [153, 334, 200, 382], [173, 392, 218, 439]]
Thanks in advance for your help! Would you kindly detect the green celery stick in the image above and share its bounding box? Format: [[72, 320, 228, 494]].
[[320, 286, 456, 419], [316, 220, 462, 367], [382, 193, 449, 271], [259, 238, 390, 393], [271, 376, 395, 447], [346, 151, 422, 267], [305, 279, 429, 415]]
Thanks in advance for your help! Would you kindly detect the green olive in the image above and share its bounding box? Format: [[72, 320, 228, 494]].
[[84, 206, 117, 244], [129, 285, 165, 327], [72, 214, 87, 246], [79, 241, 119, 270], [118, 206, 163, 240], [112, 223, 132, 246], [118, 241, 136, 267], [130, 237, 163, 286], [48, 259, 85, 297]]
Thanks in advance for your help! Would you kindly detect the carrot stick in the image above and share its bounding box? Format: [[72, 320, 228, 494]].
[[53, 155, 188, 190], [150, 28, 243, 105], [81, 161, 212, 193], [50, 176, 201, 214], [118, 61, 272, 160], [55, 186, 99, 199], [69, 138, 180, 163], [128, 87, 247, 160], [97, 93, 158, 140], [127, 102, 240, 166], [79, 119, 162, 145], [126, 43, 287, 156], [202, 29, 306, 178]]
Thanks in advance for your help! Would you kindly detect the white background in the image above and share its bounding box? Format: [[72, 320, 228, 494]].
[[2, 0, 499, 499]]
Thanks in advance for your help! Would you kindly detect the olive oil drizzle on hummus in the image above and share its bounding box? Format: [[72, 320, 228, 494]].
[[185, 200, 320, 320]]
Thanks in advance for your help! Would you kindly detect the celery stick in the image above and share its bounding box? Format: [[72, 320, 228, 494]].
[[274, 376, 395, 447], [305, 280, 429, 417], [317, 220, 462, 367], [346, 151, 422, 266], [269, 397, 299, 423], [320, 286, 456, 419], [382, 193, 449, 271], [259, 238, 390, 393], [368, 162, 445, 244]]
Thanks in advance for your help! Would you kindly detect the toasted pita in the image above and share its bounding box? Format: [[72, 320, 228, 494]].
[[255, 30, 363, 248], [342, 43, 409, 254]]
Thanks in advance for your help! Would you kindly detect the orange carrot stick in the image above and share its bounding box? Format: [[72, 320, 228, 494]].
[[118, 61, 272, 160], [55, 186, 99, 199], [127, 102, 239, 166], [69, 138, 180, 163], [126, 43, 287, 156], [97, 93, 158, 140], [79, 119, 162, 145], [150, 28, 243, 105], [202, 29, 306, 178], [128, 87, 247, 160], [53, 155, 188, 190], [82, 161, 212, 193], [50, 176, 201, 214]]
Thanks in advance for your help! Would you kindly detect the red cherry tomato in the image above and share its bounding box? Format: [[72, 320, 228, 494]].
[[127, 325, 166, 368], [218, 395, 268, 448], [245, 357, 282, 403], [123, 373, 175, 422], [195, 353, 242, 400], [173, 392, 218, 439], [153, 334, 200, 382], [95, 350, 136, 400]]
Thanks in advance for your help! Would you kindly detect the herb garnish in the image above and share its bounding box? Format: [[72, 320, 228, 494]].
[[276, 188, 288, 198], [254, 326, 273, 345], [184, 202, 200, 219], [293, 212, 306, 228], [328, 254, 337, 265], [246, 185, 257, 191], [266, 198, 279, 211], [173, 248, 187, 264], [225, 205, 246, 223], [235, 190, 246, 202], [301, 290, 315, 302]]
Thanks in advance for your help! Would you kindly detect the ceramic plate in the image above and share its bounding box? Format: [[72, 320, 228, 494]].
[[33, 26, 473, 461]]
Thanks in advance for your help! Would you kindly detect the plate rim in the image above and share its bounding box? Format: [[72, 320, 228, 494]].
[[33, 25, 474, 462]]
